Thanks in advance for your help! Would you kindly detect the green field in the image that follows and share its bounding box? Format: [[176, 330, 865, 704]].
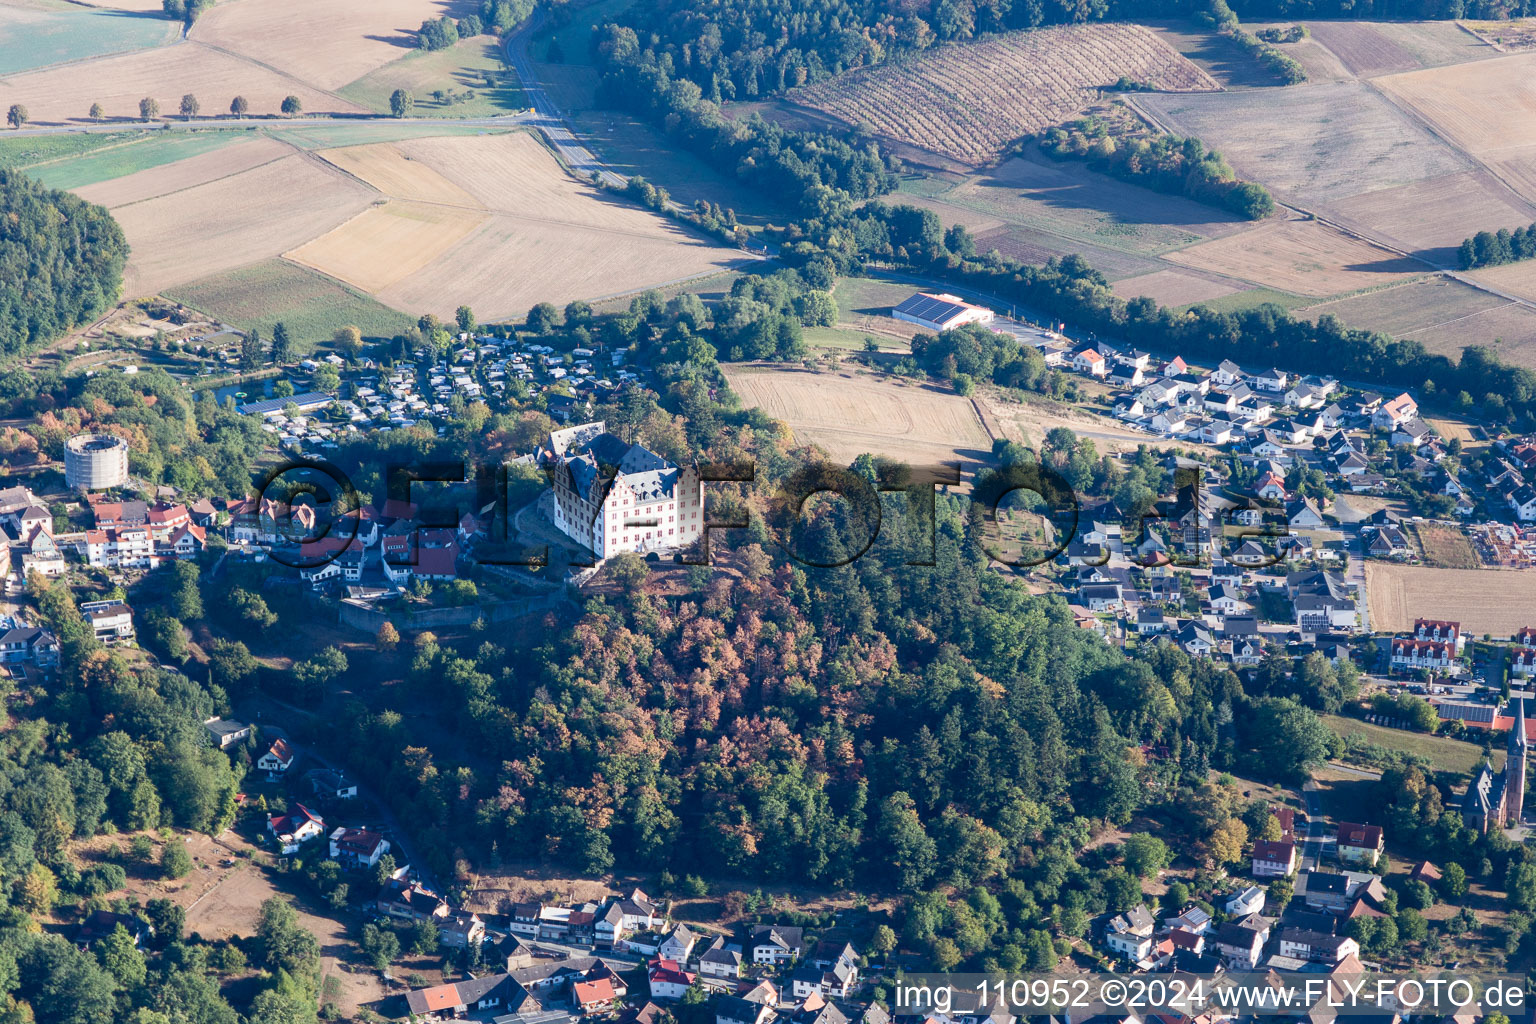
[[25, 130, 248, 190], [0, 1, 178, 75], [337, 37, 525, 118], [803, 326, 892, 352], [834, 275, 921, 320], [1321, 714, 1496, 777], [165, 260, 413, 346], [0, 130, 145, 170]]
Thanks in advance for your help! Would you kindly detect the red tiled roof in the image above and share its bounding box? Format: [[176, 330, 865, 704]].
[[1335, 822, 1382, 849]]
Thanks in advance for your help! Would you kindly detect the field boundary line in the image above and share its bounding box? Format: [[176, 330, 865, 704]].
[[107, 149, 294, 211], [1396, 297, 1518, 336]]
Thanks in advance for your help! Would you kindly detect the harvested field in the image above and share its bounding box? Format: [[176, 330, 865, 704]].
[[1163, 218, 1425, 297], [945, 150, 1253, 256], [1145, 21, 1287, 87], [973, 225, 1162, 280], [285, 201, 487, 294], [0, 41, 364, 124], [790, 23, 1219, 166], [1367, 20, 1499, 66], [1376, 54, 1536, 203], [290, 132, 744, 319], [1307, 21, 1420, 76], [1467, 258, 1536, 305], [723, 366, 994, 467], [165, 258, 414, 340], [1419, 303, 1536, 366], [0, 0, 176, 74], [1365, 562, 1536, 635], [1135, 83, 1471, 206], [1300, 276, 1503, 334], [72, 134, 291, 207], [315, 141, 480, 206], [1111, 268, 1243, 305], [1326, 170, 1536, 262], [190, 0, 469, 92], [1296, 276, 1536, 364], [337, 36, 525, 118], [111, 153, 375, 296]]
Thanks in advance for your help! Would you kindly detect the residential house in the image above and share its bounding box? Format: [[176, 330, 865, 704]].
[[1288, 497, 1325, 530], [1213, 917, 1270, 969], [1300, 870, 1354, 911], [659, 924, 698, 964], [305, 768, 358, 800], [1103, 905, 1156, 961], [266, 805, 324, 854], [1415, 618, 1465, 653], [328, 827, 389, 869], [441, 911, 487, 949], [1080, 584, 1124, 613], [1390, 639, 1455, 674], [1366, 525, 1411, 559], [718, 995, 776, 1024], [0, 624, 59, 667], [1372, 393, 1419, 430], [1252, 839, 1296, 878], [697, 936, 743, 979], [204, 717, 250, 750], [647, 958, 696, 1000], [574, 977, 619, 1015], [80, 600, 134, 644], [377, 879, 450, 922], [1335, 822, 1384, 867], [750, 924, 803, 965], [257, 738, 296, 778], [1224, 885, 1265, 917], [1277, 928, 1359, 964]]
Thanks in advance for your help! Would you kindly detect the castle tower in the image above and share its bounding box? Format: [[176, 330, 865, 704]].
[[1509, 698, 1529, 825]]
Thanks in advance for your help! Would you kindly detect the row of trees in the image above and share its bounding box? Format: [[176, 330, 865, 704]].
[[1457, 222, 1536, 269], [128, 94, 300, 120], [1039, 117, 1275, 219]]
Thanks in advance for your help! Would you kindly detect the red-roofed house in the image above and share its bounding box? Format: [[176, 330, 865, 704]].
[[145, 503, 190, 541], [1335, 822, 1383, 867], [1252, 839, 1296, 877], [267, 805, 325, 854], [328, 827, 390, 868], [648, 958, 696, 1000], [1414, 619, 1465, 654], [1271, 806, 1296, 841], [1391, 639, 1455, 674], [257, 738, 296, 778], [1372, 392, 1419, 429], [574, 977, 618, 1014]]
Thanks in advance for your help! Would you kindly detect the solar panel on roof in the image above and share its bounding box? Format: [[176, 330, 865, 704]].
[[893, 294, 966, 324]]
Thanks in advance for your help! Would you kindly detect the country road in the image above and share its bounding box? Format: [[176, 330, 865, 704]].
[[4, 112, 535, 138]]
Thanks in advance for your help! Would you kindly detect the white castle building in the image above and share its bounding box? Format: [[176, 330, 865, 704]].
[[546, 422, 703, 559]]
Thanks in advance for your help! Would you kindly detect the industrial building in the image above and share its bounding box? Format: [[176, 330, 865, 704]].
[[890, 292, 995, 333]]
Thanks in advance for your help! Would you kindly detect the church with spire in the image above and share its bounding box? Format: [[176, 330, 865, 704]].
[[1464, 699, 1530, 833]]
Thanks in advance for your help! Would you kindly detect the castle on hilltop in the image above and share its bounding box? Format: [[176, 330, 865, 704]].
[[544, 422, 703, 560]]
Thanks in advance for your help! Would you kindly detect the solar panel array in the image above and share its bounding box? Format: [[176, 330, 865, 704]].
[[892, 293, 966, 324]]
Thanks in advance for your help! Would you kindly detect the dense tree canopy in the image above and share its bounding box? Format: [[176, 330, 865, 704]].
[[0, 170, 127, 360]]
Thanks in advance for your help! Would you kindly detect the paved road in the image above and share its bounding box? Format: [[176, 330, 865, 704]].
[[503, 11, 627, 190]]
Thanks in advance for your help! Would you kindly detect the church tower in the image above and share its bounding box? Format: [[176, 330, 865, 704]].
[[1509, 698, 1529, 825]]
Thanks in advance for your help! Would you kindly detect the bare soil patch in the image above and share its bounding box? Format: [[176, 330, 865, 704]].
[[1307, 21, 1420, 76], [790, 23, 1219, 166], [1365, 562, 1536, 635], [1163, 217, 1425, 297], [315, 140, 481, 206]]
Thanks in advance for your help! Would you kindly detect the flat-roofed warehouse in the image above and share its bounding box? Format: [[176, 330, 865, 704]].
[[891, 292, 995, 333], [236, 392, 334, 418]]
